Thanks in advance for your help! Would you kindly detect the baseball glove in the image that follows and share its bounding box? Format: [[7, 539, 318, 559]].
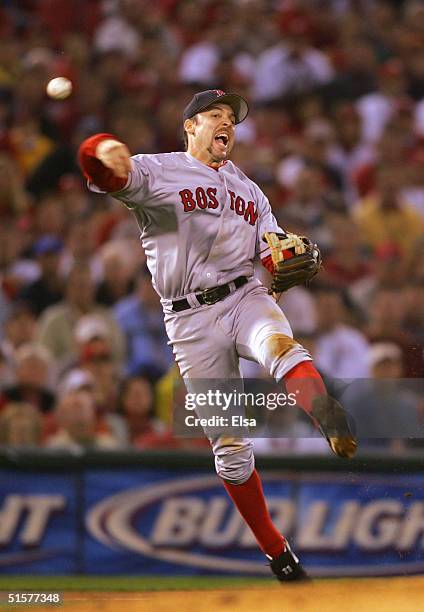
[[263, 232, 322, 294]]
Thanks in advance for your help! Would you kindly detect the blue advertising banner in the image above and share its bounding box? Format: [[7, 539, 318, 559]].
[[1, 465, 424, 577], [0, 470, 80, 574]]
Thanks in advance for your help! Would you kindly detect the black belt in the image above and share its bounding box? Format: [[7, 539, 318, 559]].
[[172, 276, 248, 312]]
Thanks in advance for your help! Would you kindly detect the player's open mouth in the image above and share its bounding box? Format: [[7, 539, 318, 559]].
[[214, 133, 229, 149]]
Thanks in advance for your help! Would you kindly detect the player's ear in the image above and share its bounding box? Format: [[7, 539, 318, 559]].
[[184, 119, 196, 136]]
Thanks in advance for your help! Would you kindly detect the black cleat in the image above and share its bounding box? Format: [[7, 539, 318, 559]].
[[268, 541, 310, 582], [311, 395, 357, 458]]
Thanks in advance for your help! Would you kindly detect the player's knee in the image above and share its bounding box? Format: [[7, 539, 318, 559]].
[[212, 437, 254, 484], [261, 334, 312, 381]]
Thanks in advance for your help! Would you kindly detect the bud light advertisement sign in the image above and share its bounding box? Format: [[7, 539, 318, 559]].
[[1, 466, 424, 576], [0, 471, 79, 573]]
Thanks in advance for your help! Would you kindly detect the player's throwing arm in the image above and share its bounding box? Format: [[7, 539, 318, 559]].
[[95, 139, 132, 179]]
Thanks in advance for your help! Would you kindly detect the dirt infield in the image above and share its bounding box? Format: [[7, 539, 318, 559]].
[[8, 576, 423, 612]]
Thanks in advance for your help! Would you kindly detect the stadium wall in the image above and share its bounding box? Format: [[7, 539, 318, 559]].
[[0, 451, 423, 577]]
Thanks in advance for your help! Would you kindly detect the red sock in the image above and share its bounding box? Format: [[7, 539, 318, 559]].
[[284, 360, 326, 417], [222, 469, 285, 558]]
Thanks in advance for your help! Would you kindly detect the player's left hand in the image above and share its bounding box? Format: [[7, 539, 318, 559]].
[[266, 234, 322, 293]]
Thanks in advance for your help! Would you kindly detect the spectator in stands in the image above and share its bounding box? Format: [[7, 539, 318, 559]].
[[93, 0, 141, 60], [353, 163, 423, 261], [0, 152, 29, 218], [96, 241, 135, 306], [402, 282, 424, 345], [401, 146, 424, 219], [275, 121, 344, 236], [402, 1, 424, 102], [73, 312, 124, 372], [356, 59, 410, 144], [0, 303, 38, 367], [45, 389, 119, 451], [37, 264, 126, 371], [154, 363, 182, 426], [76, 329, 126, 445], [33, 192, 67, 239], [321, 210, 373, 291], [0, 347, 14, 390], [0, 402, 43, 448], [59, 216, 104, 283], [364, 286, 424, 378], [0, 221, 39, 297], [9, 116, 55, 179], [275, 285, 317, 337], [19, 235, 64, 316], [253, 16, 335, 103], [59, 368, 95, 396], [56, 174, 92, 218], [276, 165, 330, 239], [0, 342, 54, 414], [119, 375, 165, 446], [56, 365, 124, 444], [328, 103, 376, 207], [327, 37, 378, 101], [178, 24, 221, 86], [0, 284, 12, 342], [108, 103, 158, 155], [114, 266, 174, 379], [345, 342, 421, 451], [348, 242, 406, 315], [313, 288, 370, 379]]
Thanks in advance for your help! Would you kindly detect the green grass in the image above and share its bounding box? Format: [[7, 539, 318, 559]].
[[0, 576, 271, 592]]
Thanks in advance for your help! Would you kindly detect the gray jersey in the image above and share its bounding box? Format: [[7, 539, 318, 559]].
[[91, 151, 283, 299]]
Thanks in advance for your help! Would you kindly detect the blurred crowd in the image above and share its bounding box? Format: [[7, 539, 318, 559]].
[[0, 0, 423, 454]]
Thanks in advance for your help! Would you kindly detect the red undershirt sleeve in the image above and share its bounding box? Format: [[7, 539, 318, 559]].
[[77, 133, 128, 192]]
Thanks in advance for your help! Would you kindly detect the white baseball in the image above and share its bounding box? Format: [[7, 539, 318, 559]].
[[46, 77, 73, 100]]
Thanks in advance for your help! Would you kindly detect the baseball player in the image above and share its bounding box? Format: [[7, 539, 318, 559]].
[[78, 89, 357, 582]]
